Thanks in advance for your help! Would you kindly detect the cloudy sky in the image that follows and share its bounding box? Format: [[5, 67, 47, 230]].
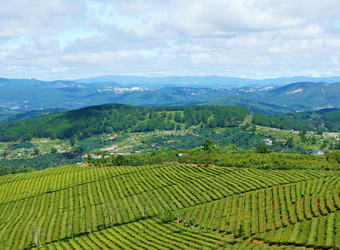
[[1, 0, 340, 80]]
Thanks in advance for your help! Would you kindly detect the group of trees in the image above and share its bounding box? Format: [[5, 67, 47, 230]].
[[87, 145, 339, 171], [0, 152, 80, 172], [325, 150, 340, 163], [252, 109, 340, 132], [0, 165, 37, 176]]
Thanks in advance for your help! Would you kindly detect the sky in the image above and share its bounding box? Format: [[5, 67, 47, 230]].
[[1, 0, 340, 80]]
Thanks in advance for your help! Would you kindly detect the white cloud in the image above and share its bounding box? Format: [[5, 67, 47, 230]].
[[0, 0, 82, 39], [165, 0, 300, 36], [1, 0, 340, 80]]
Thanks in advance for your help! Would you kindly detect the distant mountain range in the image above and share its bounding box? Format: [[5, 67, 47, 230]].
[[0, 76, 339, 119], [74, 75, 340, 88]]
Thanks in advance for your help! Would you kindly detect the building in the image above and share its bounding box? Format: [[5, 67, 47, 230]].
[[312, 150, 324, 156]]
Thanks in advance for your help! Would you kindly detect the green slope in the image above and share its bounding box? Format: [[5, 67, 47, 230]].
[[0, 153, 338, 249], [253, 109, 340, 131]]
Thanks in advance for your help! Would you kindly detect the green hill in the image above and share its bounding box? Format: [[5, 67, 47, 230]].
[[0, 151, 338, 249], [0, 104, 249, 142], [253, 109, 340, 131], [1, 103, 339, 171], [0, 107, 65, 123]]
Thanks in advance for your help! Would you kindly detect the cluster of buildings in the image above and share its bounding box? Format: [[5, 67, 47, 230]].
[[97, 87, 152, 93]]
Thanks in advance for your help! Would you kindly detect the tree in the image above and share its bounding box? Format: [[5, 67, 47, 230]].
[[236, 223, 246, 240], [80, 209, 93, 234], [0, 166, 11, 176], [203, 139, 214, 152], [326, 150, 340, 164], [50, 148, 58, 154], [249, 124, 257, 132], [256, 144, 268, 153], [70, 137, 77, 146], [2, 150, 9, 158], [299, 129, 307, 142], [241, 123, 251, 131], [116, 155, 125, 166], [11, 167, 17, 174], [66, 216, 75, 239], [29, 224, 42, 247], [174, 112, 182, 123], [137, 196, 150, 218], [102, 200, 118, 228], [286, 137, 294, 148]]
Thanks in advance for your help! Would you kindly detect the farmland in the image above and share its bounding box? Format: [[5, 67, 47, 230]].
[[0, 155, 338, 249]]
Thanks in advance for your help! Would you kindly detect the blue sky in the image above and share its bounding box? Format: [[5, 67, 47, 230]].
[[1, 0, 340, 80]]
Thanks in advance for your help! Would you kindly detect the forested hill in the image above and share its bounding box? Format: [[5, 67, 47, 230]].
[[252, 108, 340, 131], [0, 104, 249, 142]]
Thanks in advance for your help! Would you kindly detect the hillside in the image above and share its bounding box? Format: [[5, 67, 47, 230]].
[[253, 108, 340, 131], [0, 104, 249, 142], [0, 103, 339, 171], [0, 151, 338, 249], [0, 107, 65, 123], [255, 82, 340, 110], [0, 107, 21, 122]]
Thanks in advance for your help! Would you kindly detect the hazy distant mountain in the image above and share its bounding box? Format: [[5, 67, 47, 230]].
[[0, 77, 339, 116], [74, 75, 340, 88], [250, 82, 340, 110]]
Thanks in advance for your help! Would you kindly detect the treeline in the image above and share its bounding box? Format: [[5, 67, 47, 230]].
[[0, 152, 81, 171], [252, 109, 340, 131], [0, 165, 37, 176], [87, 147, 340, 171], [0, 104, 248, 142]]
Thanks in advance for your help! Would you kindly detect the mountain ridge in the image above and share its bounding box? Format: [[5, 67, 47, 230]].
[[0, 77, 339, 114], [73, 75, 340, 88]]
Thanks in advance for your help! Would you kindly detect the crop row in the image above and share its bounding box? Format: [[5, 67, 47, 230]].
[[254, 211, 340, 249], [0, 164, 159, 204], [35, 218, 232, 250]]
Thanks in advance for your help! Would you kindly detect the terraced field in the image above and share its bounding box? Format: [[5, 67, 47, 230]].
[[0, 163, 338, 249]]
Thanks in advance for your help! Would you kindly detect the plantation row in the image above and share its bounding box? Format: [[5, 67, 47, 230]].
[[254, 211, 340, 249], [35, 213, 340, 250], [0, 164, 338, 248], [36, 218, 233, 250], [178, 176, 339, 237], [38, 218, 304, 250], [0, 163, 334, 205], [0, 164, 159, 204]]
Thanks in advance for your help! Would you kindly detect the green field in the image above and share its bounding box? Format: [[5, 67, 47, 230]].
[[0, 159, 338, 249]]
